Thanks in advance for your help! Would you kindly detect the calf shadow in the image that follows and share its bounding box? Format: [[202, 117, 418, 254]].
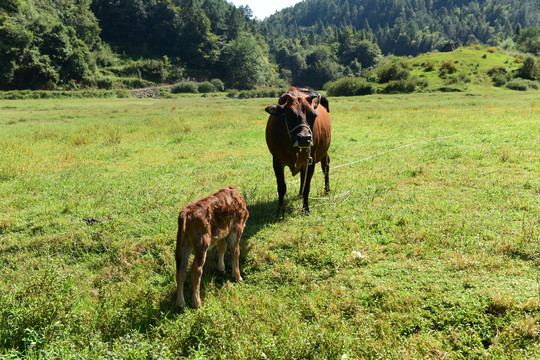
[[161, 197, 281, 312]]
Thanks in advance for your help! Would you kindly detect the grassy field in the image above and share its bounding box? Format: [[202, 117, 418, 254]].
[[0, 89, 539, 359]]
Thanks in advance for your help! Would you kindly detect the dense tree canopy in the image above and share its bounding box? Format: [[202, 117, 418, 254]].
[[263, 0, 539, 56], [0, 0, 102, 89], [0, 0, 538, 90]]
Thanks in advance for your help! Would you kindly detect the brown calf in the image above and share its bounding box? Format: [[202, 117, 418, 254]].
[[175, 186, 249, 308]]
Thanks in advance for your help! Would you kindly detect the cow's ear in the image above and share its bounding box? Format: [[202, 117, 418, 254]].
[[278, 93, 293, 105], [265, 104, 285, 116], [320, 94, 330, 113], [307, 95, 320, 109]]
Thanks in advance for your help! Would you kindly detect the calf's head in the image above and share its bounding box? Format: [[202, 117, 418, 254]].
[[265, 92, 321, 148]]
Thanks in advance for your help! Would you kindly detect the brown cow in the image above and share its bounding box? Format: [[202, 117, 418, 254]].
[[175, 186, 249, 308], [265, 87, 331, 215]]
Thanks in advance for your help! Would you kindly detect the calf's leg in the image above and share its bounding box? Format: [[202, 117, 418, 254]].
[[229, 227, 244, 282], [176, 243, 191, 308], [217, 239, 227, 273], [191, 239, 209, 308]]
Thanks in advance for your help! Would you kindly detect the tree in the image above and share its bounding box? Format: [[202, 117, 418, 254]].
[[0, 0, 99, 89], [518, 56, 539, 80], [337, 27, 382, 68], [299, 45, 342, 89], [515, 26, 540, 55], [221, 32, 269, 89]]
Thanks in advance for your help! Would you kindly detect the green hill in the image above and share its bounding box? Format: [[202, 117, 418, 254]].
[[409, 46, 523, 91], [325, 46, 539, 95]]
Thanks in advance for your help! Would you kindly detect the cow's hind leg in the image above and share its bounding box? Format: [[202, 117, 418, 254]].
[[321, 154, 330, 194], [217, 239, 227, 273], [176, 242, 191, 308], [272, 157, 286, 217]]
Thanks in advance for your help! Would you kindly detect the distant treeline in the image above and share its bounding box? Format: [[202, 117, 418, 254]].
[[0, 0, 538, 90]]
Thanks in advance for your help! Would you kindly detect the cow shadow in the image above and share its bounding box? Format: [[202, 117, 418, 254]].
[[160, 197, 281, 312]]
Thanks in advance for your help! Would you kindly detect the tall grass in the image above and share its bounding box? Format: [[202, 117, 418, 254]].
[[0, 91, 539, 358]]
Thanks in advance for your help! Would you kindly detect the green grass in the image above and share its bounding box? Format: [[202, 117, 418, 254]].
[[0, 91, 539, 359]]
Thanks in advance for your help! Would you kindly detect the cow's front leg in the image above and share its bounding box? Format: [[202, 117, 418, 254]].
[[302, 163, 316, 215], [299, 167, 306, 198], [272, 157, 286, 218]]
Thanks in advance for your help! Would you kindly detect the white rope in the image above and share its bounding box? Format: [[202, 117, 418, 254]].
[[300, 146, 313, 196], [329, 133, 459, 171]]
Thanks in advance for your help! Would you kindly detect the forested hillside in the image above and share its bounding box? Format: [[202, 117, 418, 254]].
[[0, 0, 103, 89], [0, 0, 538, 90], [263, 0, 539, 55]]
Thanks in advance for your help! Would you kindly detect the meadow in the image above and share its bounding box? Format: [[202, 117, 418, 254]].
[[0, 89, 539, 359]]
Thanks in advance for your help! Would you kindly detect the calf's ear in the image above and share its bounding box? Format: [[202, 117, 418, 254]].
[[265, 104, 285, 116]]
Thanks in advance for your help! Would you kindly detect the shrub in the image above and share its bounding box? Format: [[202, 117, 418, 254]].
[[96, 77, 115, 90], [487, 66, 508, 77], [210, 79, 225, 92], [227, 89, 239, 98], [376, 63, 410, 83], [505, 79, 534, 91], [437, 87, 463, 92], [324, 77, 377, 96], [492, 74, 508, 87], [439, 61, 458, 76], [171, 82, 198, 94], [424, 61, 436, 72], [198, 81, 216, 93], [366, 73, 380, 83], [118, 78, 150, 89], [383, 79, 417, 94], [227, 88, 287, 99], [158, 88, 173, 98], [0, 90, 131, 100], [445, 72, 471, 85]]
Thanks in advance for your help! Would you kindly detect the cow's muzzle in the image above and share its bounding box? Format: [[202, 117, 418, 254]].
[[295, 133, 313, 148], [288, 123, 313, 148]]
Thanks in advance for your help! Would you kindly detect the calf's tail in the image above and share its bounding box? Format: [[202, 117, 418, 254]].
[[176, 214, 187, 256]]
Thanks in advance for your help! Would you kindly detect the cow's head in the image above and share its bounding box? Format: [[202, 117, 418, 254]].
[[265, 92, 321, 148]]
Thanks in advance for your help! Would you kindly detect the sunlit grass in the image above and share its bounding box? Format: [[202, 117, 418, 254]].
[[0, 91, 539, 358]]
